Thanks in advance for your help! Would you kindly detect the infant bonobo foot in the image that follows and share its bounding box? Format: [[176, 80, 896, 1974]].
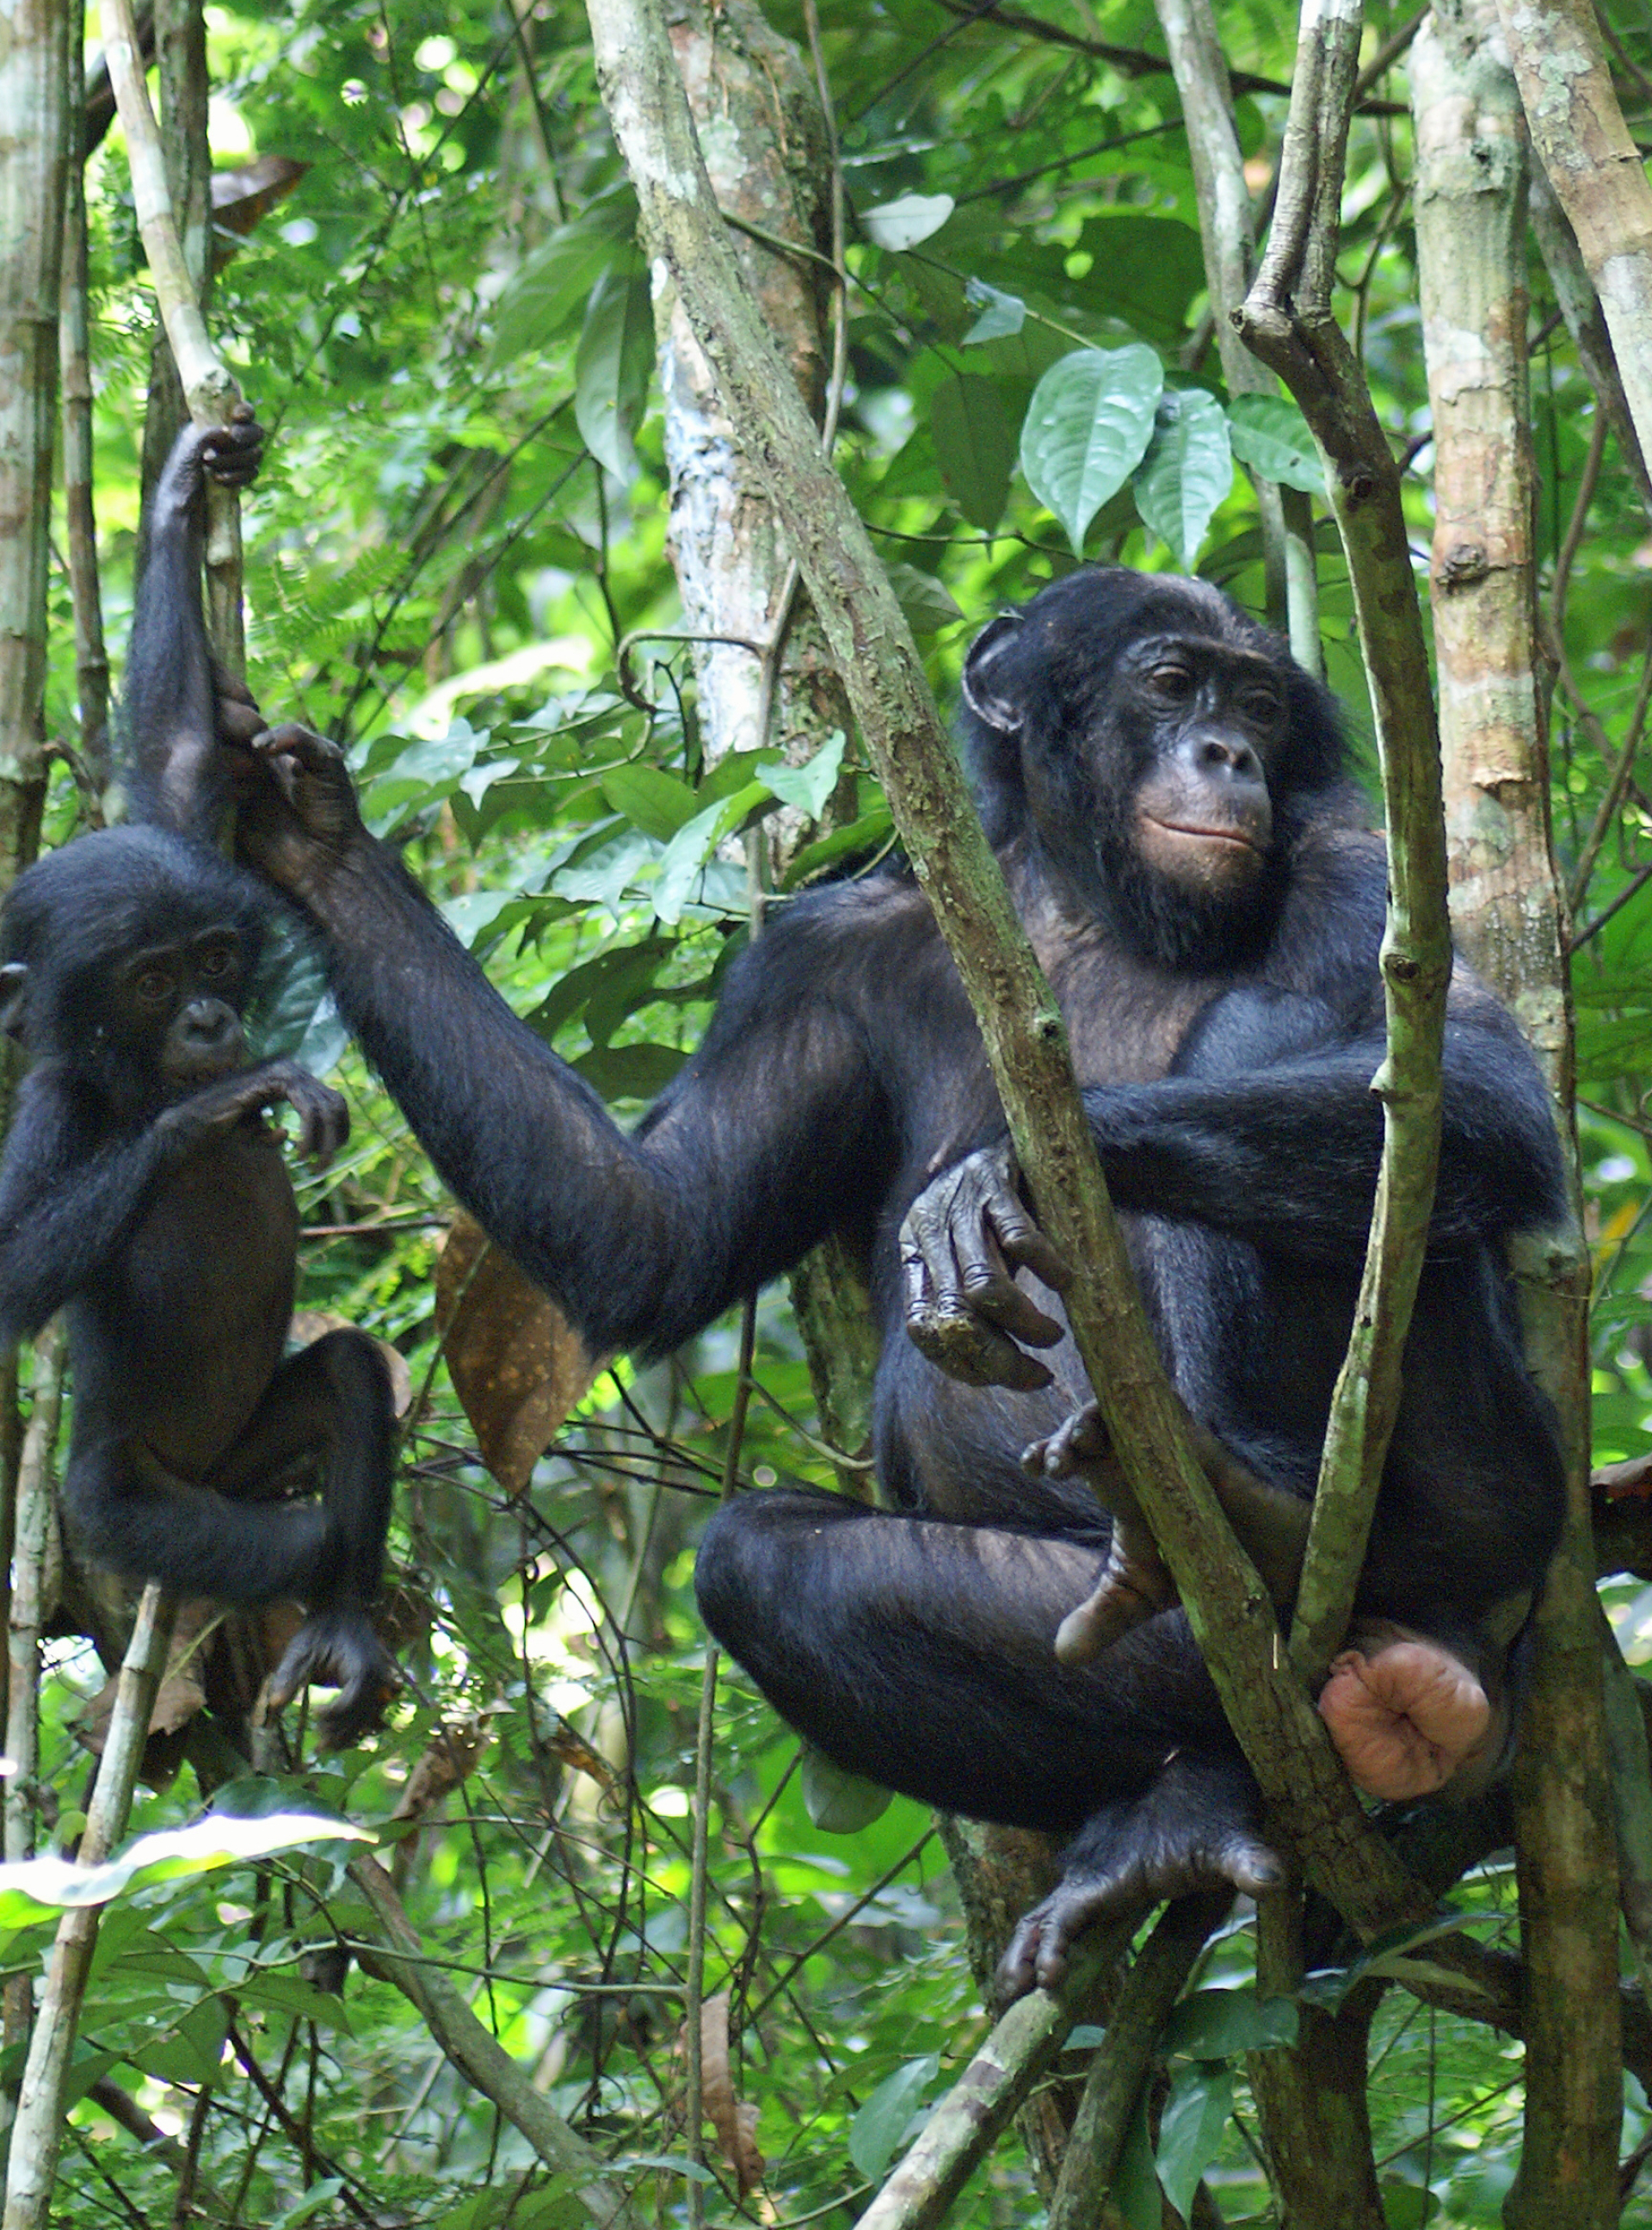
[[1021, 1402, 1175, 1663], [1317, 1621, 1501, 1801], [268, 1608, 402, 1750], [996, 1757, 1280, 2001]]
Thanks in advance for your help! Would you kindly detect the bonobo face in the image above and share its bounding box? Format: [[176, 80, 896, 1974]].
[[1113, 633, 1286, 900], [106, 930, 251, 1095]]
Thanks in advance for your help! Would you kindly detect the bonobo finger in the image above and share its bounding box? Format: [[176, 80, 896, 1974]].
[[982, 1182, 1072, 1297], [217, 696, 266, 747]]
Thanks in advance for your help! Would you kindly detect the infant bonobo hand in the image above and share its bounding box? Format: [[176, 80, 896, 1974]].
[[226, 723, 366, 911], [902, 1143, 1071, 1391], [268, 1607, 402, 1751], [155, 399, 265, 514], [164, 1060, 348, 1168]]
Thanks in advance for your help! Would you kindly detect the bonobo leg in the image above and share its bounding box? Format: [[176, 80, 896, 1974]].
[[65, 1330, 398, 1748], [207, 1329, 401, 1747], [1021, 1399, 1311, 1663], [696, 1489, 1281, 1993]]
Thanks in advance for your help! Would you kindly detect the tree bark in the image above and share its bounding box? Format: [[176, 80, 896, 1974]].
[[1413, 10, 1622, 2226], [0, 0, 66, 891], [1498, 0, 1652, 480]]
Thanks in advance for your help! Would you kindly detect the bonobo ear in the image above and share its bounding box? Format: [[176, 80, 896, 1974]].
[[961, 613, 1024, 733], [0, 963, 28, 1044]]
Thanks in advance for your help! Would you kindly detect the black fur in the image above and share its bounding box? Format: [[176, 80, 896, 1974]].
[[0, 420, 400, 1748], [274, 567, 1566, 1917]]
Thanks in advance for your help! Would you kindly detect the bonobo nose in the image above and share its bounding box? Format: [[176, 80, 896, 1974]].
[[181, 998, 237, 1048], [1191, 733, 1261, 782]]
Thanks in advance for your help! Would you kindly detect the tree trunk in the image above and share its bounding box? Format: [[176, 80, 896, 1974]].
[[1413, 8, 1622, 2224]]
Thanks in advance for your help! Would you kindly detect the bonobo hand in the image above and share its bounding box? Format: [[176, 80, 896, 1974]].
[[902, 1142, 1071, 1390], [225, 723, 366, 913], [163, 1060, 349, 1168], [268, 1606, 403, 1750], [153, 399, 266, 516]]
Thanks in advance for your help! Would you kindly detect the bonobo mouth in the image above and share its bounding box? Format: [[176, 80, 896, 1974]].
[[1141, 816, 1264, 856]]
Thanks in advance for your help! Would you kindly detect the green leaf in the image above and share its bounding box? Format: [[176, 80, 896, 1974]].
[[862, 194, 954, 250], [931, 374, 1015, 531], [1227, 393, 1326, 495], [1380, 2176, 1439, 2228], [758, 730, 847, 819], [601, 765, 700, 842], [782, 806, 894, 888], [1156, 2060, 1234, 2218], [1019, 344, 1163, 554], [848, 2053, 940, 2178], [573, 1044, 686, 1100], [272, 2180, 346, 2230], [962, 279, 1026, 344], [1133, 390, 1235, 566], [487, 195, 638, 368], [1162, 1988, 1298, 2060], [576, 269, 654, 482], [800, 1744, 894, 1832], [653, 781, 771, 924], [884, 561, 965, 636], [0, 1814, 373, 1926], [1076, 213, 1205, 347], [1113, 2088, 1163, 2229]]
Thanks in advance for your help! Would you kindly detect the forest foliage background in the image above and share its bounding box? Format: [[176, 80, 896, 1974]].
[[9, 0, 1652, 2221]]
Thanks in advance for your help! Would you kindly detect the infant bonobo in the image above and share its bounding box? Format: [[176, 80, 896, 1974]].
[[0, 413, 400, 1748]]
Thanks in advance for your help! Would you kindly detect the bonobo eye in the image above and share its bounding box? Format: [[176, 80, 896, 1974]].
[[134, 967, 176, 1005], [198, 944, 237, 980], [1238, 686, 1283, 726], [1148, 664, 1194, 704]]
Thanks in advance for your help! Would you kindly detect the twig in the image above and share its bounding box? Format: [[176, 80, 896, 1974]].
[[3, 1584, 176, 2230], [346, 1855, 643, 2227], [853, 1909, 1143, 2230], [1045, 1893, 1230, 2230]]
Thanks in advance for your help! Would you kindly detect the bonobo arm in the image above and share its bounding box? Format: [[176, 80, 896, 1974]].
[[225, 727, 892, 1359], [1084, 999, 1563, 1259], [903, 985, 1563, 1380], [124, 405, 264, 839], [0, 1065, 347, 1350]]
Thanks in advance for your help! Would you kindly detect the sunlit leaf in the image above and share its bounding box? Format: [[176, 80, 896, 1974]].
[[1019, 345, 1163, 553], [962, 278, 1026, 344], [861, 194, 954, 250], [0, 1814, 372, 1925], [1228, 392, 1326, 494], [1133, 389, 1234, 566], [487, 195, 638, 368]]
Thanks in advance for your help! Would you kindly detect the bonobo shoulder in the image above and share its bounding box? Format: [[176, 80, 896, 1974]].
[[718, 868, 934, 1008]]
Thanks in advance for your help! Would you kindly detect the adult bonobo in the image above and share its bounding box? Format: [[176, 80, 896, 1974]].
[[221, 568, 1564, 1992]]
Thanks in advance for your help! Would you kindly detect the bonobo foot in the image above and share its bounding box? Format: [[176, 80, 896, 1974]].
[[268, 1607, 402, 1750], [1316, 1621, 1500, 1801], [1021, 1403, 1174, 1661], [996, 1756, 1280, 2000]]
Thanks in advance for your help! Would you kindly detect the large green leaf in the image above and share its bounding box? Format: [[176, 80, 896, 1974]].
[[1133, 389, 1235, 565], [1075, 213, 1205, 347], [575, 269, 654, 481], [1228, 393, 1326, 495], [1019, 344, 1163, 553], [1156, 2060, 1234, 2218], [487, 195, 639, 368], [0, 1814, 371, 1925], [862, 194, 954, 250], [1162, 1987, 1298, 2059], [800, 1743, 894, 1832], [931, 372, 1015, 531], [848, 2054, 940, 2179]]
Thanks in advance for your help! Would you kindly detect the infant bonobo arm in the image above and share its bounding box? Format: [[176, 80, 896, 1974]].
[[0, 1062, 346, 1350], [125, 404, 265, 841], [225, 726, 891, 1359]]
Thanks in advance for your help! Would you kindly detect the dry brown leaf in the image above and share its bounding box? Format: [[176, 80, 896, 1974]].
[[545, 1720, 617, 1794], [435, 1212, 602, 1493], [700, 1992, 765, 2196], [210, 154, 309, 234], [290, 1309, 415, 1418], [390, 1717, 490, 1824]]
